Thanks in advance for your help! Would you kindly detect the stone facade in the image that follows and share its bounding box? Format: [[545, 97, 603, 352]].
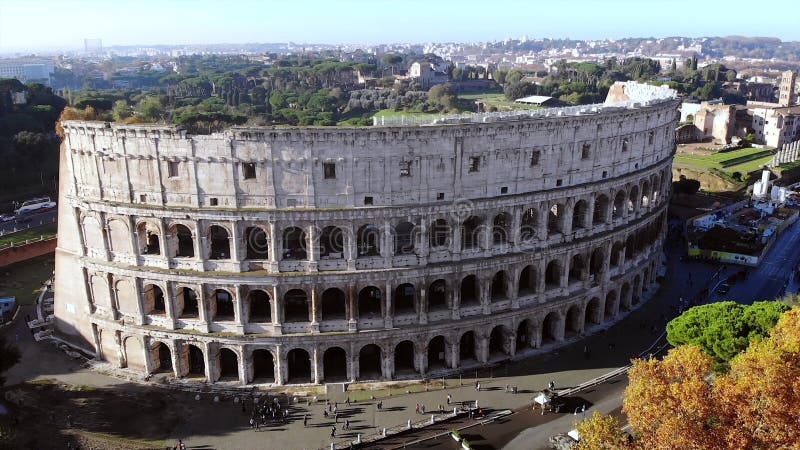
[[54, 87, 679, 386]]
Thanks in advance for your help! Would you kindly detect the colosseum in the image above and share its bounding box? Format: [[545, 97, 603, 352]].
[[53, 81, 678, 386]]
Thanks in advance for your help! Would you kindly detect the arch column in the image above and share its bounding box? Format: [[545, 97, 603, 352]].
[[508, 267, 520, 309], [511, 207, 522, 247], [537, 201, 548, 240], [449, 340, 459, 369], [383, 281, 393, 328], [344, 226, 356, 270], [480, 279, 491, 315], [347, 283, 357, 331], [271, 285, 282, 334], [536, 260, 547, 297], [451, 281, 461, 320], [267, 224, 278, 271], [237, 348, 248, 386], [312, 346, 322, 384], [416, 343, 427, 375], [310, 286, 320, 333], [477, 334, 489, 363], [307, 223, 318, 271], [233, 286, 245, 334], [585, 194, 596, 230], [228, 222, 241, 263], [382, 349, 393, 380], [277, 346, 288, 385], [163, 282, 177, 329], [450, 223, 461, 256], [417, 219, 429, 261], [563, 199, 574, 236], [418, 285, 428, 324], [203, 342, 215, 382], [381, 220, 392, 265], [348, 343, 357, 382]]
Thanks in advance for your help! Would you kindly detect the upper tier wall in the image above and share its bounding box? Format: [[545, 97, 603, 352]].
[[61, 99, 679, 210]]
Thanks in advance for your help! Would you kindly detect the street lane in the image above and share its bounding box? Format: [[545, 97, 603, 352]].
[[0, 210, 57, 235]]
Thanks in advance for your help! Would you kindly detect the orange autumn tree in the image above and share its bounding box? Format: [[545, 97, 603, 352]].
[[580, 307, 800, 449], [623, 345, 720, 449], [713, 307, 800, 449], [574, 411, 632, 450]]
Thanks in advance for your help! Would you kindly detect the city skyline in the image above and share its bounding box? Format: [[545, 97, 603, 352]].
[[1, 0, 799, 53]]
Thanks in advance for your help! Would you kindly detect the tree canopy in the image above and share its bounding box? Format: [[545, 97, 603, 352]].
[[666, 301, 789, 368]]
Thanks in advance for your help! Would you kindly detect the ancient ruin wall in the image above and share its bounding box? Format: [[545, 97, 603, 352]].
[[54, 95, 679, 385]]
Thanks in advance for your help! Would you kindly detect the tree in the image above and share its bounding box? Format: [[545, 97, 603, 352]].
[[623, 345, 719, 450], [137, 96, 164, 122], [666, 301, 788, 368], [574, 411, 631, 450], [111, 99, 132, 121]]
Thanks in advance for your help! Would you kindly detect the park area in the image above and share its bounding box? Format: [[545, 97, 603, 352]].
[[673, 145, 774, 180]]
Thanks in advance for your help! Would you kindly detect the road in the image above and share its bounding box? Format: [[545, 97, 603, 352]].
[[705, 215, 800, 305], [0, 209, 57, 235]]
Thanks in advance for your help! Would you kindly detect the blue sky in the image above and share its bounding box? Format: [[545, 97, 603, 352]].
[[1, 0, 798, 52]]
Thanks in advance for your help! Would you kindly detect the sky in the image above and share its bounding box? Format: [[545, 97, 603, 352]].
[[1, 0, 799, 53]]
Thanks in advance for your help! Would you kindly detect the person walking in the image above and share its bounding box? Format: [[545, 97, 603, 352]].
[[334, 411, 339, 423], [377, 400, 383, 411], [346, 397, 351, 407], [344, 419, 350, 430], [447, 394, 452, 405], [415, 403, 420, 414], [303, 414, 308, 427], [331, 426, 337, 438]]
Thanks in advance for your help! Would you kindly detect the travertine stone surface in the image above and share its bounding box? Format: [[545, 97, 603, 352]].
[[54, 83, 679, 385]]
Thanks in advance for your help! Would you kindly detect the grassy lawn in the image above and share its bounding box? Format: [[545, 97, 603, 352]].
[[674, 147, 774, 174], [0, 222, 58, 247], [0, 253, 54, 305], [459, 92, 541, 111]]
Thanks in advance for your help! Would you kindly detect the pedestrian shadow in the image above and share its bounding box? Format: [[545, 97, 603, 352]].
[[381, 406, 405, 412]]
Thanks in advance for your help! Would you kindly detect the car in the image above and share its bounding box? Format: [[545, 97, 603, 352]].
[[13, 196, 56, 215], [717, 283, 731, 295], [0, 213, 14, 222]]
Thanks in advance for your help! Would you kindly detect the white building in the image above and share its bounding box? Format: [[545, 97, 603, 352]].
[[0, 60, 55, 85]]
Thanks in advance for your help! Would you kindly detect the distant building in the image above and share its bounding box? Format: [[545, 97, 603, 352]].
[[778, 70, 797, 107], [408, 61, 448, 89], [723, 81, 775, 103], [679, 101, 736, 144], [749, 104, 800, 148], [84, 38, 103, 53], [0, 59, 55, 85], [675, 123, 701, 144]]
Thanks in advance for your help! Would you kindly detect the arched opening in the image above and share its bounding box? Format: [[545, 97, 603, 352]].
[[518, 265, 536, 296], [427, 336, 447, 370], [542, 312, 560, 344], [547, 203, 564, 235], [358, 286, 382, 318], [593, 195, 609, 225], [394, 283, 415, 315], [641, 181, 651, 207], [460, 331, 476, 363], [489, 325, 510, 358], [394, 221, 416, 255], [429, 218, 449, 248], [359, 344, 382, 380], [568, 255, 585, 284], [320, 226, 344, 258], [572, 200, 588, 230], [628, 186, 639, 213], [621, 283, 632, 311], [605, 291, 618, 318], [428, 279, 448, 311], [187, 344, 205, 378], [244, 226, 269, 260], [490, 270, 508, 302], [321, 288, 346, 321], [462, 216, 482, 250], [589, 248, 604, 279], [394, 340, 416, 375], [586, 297, 602, 326], [177, 287, 198, 318], [247, 289, 271, 323], [284, 289, 309, 322], [143, 284, 165, 315], [323, 347, 347, 382], [212, 289, 234, 321], [151, 342, 172, 373], [460, 275, 479, 306], [282, 227, 307, 260], [625, 235, 636, 259], [172, 224, 194, 257], [516, 320, 532, 351], [520, 207, 537, 241], [492, 212, 510, 245], [565, 305, 583, 337], [545, 260, 562, 290], [208, 225, 230, 260], [251, 349, 275, 383], [137, 222, 161, 255], [286, 348, 311, 383], [357, 224, 380, 257], [611, 242, 624, 267], [218, 348, 239, 381], [613, 191, 626, 219]]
